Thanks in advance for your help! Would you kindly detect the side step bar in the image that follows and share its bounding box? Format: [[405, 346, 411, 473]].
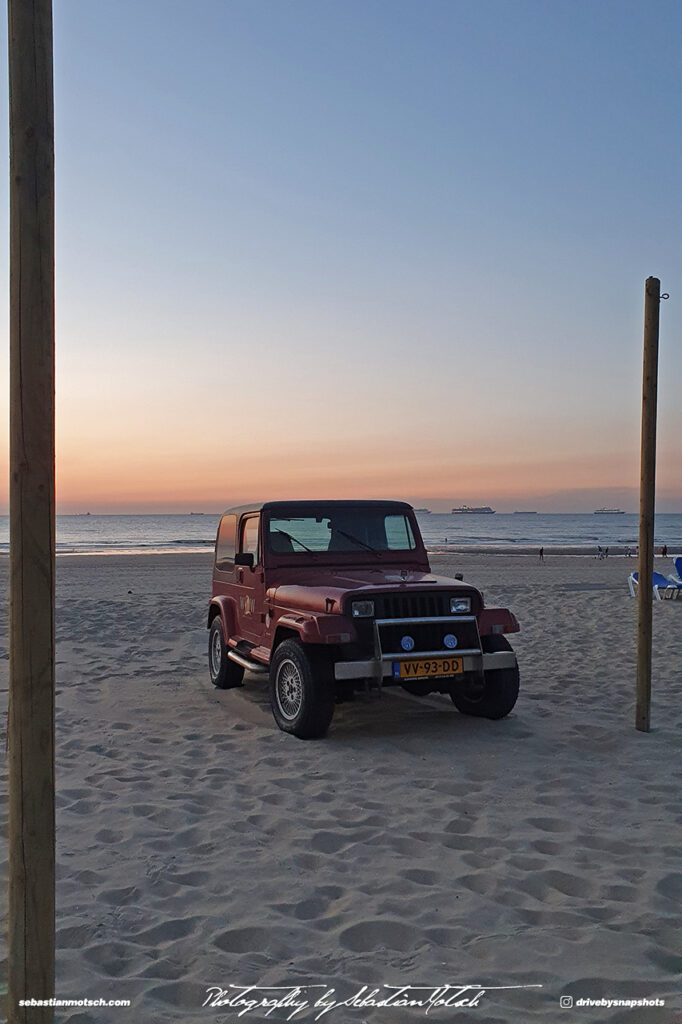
[[227, 650, 268, 674]]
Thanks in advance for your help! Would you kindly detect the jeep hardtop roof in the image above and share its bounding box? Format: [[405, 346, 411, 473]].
[[220, 500, 414, 518]]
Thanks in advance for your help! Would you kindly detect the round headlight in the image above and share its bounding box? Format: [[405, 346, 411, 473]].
[[450, 596, 471, 613]]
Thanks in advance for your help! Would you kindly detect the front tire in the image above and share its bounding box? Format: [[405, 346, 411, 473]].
[[450, 634, 519, 719], [209, 617, 244, 690], [269, 639, 335, 739]]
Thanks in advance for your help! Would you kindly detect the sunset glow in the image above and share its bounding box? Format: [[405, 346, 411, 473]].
[[0, 1, 680, 513]]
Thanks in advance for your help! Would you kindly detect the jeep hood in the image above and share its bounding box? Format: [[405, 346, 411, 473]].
[[269, 569, 478, 615]]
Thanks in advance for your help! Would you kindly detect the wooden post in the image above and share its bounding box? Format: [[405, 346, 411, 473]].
[[7, 0, 56, 1021], [636, 277, 661, 733]]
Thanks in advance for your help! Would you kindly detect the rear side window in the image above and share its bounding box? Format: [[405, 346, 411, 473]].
[[241, 515, 260, 563], [215, 515, 236, 570]]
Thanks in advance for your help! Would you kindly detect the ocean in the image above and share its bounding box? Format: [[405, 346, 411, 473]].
[[0, 512, 681, 556]]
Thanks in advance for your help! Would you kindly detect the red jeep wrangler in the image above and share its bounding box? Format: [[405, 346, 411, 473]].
[[207, 501, 520, 739]]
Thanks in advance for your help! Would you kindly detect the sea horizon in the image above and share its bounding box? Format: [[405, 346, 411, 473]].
[[1, 512, 681, 557]]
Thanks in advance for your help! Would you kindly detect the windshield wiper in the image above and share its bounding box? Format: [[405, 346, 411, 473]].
[[273, 528, 314, 553], [335, 529, 381, 558]]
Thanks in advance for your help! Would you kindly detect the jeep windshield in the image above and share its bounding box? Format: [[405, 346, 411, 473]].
[[266, 509, 418, 558]]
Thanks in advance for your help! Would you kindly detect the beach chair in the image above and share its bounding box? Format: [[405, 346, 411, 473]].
[[627, 571, 682, 600], [667, 556, 682, 584]]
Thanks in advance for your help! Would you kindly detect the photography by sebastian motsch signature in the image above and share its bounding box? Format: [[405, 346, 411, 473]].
[[202, 983, 543, 1019]]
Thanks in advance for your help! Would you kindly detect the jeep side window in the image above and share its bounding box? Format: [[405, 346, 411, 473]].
[[215, 514, 237, 570], [241, 515, 260, 564]]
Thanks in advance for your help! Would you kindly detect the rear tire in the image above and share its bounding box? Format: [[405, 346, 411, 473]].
[[269, 639, 335, 739], [209, 617, 244, 690], [450, 634, 519, 719]]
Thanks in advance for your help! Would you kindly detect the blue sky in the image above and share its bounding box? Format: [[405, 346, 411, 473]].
[[0, 0, 680, 511]]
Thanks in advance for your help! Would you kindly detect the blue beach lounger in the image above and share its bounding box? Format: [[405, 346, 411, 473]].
[[667, 556, 682, 584], [628, 571, 682, 600]]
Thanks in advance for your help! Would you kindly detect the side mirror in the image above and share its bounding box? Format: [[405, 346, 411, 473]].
[[235, 552, 255, 568], [454, 572, 464, 581]]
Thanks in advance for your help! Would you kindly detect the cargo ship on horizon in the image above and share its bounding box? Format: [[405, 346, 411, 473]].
[[593, 507, 625, 515], [452, 505, 496, 514]]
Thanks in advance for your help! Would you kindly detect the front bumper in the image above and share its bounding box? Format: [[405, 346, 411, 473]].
[[334, 650, 517, 680]]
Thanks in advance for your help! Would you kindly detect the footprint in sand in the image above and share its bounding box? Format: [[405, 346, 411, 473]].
[[147, 981, 210, 1008], [645, 945, 682, 974], [527, 817, 570, 834], [96, 885, 139, 906], [508, 854, 547, 872], [137, 960, 184, 980], [214, 925, 270, 953], [444, 816, 474, 834], [531, 839, 563, 855], [130, 917, 198, 945], [83, 941, 142, 977], [94, 828, 124, 844], [541, 869, 592, 898], [400, 868, 438, 886], [458, 873, 495, 896], [602, 883, 637, 903], [56, 924, 96, 949], [656, 873, 682, 901], [339, 920, 418, 953], [310, 831, 350, 853], [579, 834, 632, 855], [294, 898, 334, 922], [424, 926, 462, 949], [170, 869, 211, 888]]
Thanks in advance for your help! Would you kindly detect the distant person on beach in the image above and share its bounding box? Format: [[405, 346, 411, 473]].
[[597, 545, 603, 560], [605, 547, 609, 559], [662, 544, 668, 558], [539, 547, 544, 562]]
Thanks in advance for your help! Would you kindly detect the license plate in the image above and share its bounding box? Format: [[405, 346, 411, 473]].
[[394, 657, 464, 680]]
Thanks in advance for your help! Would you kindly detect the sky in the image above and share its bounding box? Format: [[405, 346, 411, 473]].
[[0, 0, 680, 513]]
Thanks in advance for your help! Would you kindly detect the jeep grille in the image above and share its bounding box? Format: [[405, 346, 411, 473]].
[[366, 589, 477, 618], [371, 591, 473, 619]]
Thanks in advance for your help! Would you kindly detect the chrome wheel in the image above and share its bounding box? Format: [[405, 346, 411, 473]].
[[210, 627, 223, 679], [275, 658, 303, 720]]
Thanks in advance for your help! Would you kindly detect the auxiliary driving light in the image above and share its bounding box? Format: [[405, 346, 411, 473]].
[[450, 596, 471, 613], [351, 600, 375, 618]]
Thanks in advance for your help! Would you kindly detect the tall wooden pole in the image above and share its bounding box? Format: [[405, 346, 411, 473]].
[[636, 277, 661, 733], [7, 0, 56, 1020]]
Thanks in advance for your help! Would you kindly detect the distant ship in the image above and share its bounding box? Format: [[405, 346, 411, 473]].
[[594, 507, 625, 515], [513, 510, 538, 514], [452, 505, 496, 514], [414, 508, 432, 514]]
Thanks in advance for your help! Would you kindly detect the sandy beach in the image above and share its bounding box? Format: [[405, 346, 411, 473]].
[[0, 550, 680, 1023]]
